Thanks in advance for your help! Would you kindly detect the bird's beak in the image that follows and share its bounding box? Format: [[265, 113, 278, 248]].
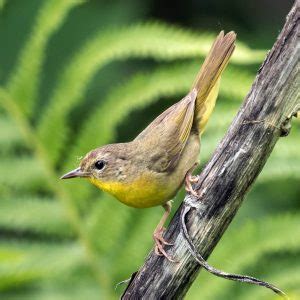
[[60, 167, 89, 179]]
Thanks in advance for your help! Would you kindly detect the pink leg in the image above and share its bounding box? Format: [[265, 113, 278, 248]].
[[185, 163, 199, 197], [153, 201, 176, 262]]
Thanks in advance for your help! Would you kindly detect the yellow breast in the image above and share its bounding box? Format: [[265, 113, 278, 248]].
[[89, 174, 171, 208]]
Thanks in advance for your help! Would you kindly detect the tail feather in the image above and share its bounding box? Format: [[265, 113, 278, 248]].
[[192, 31, 236, 132]]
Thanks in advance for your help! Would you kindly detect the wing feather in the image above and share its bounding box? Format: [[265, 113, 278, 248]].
[[135, 90, 197, 173]]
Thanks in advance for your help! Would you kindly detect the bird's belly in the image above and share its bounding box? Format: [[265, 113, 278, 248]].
[[89, 175, 173, 208]]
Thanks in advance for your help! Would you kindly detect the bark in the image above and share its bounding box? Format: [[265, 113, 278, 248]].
[[122, 1, 300, 299]]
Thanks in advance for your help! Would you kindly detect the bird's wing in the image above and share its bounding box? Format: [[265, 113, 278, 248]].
[[135, 90, 197, 173]]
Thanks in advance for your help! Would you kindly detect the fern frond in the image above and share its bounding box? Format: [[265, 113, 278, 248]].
[[0, 116, 22, 153], [188, 214, 300, 299], [258, 158, 300, 181], [233, 42, 266, 65], [7, 0, 82, 117], [272, 129, 300, 157], [0, 197, 73, 237], [0, 88, 110, 290], [111, 208, 159, 280], [0, 241, 85, 291], [2, 284, 103, 300], [0, 156, 48, 193], [85, 195, 134, 255], [0, 0, 6, 11], [64, 63, 252, 169], [38, 22, 261, 165], [238, 262, 300, 300]]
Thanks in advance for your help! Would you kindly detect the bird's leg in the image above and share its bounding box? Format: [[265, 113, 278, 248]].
[[153, 201, 175, 262], [185, 163, 199, 197]]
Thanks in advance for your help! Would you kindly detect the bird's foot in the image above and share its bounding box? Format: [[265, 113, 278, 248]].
[[153, 227, 176, 262], [185, 164, 199, 197]]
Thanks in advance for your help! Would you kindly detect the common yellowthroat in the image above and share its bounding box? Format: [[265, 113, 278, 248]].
[[61, 31, 236, 261]]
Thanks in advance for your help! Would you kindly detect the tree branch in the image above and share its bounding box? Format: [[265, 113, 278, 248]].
[[122, 1, 300, 298]]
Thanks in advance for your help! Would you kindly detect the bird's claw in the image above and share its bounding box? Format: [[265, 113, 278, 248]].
[[185, 173, 199, 197], [184, 163, 199, 197], [153, 228, 176, 262]]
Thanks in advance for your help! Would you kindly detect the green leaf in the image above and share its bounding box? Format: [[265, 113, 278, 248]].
[[237, 260, 300, 300], [2, 284, 103, 300], [7, 0, 82, 117], [0, 156, 48, 194], [0, 0, 6, 11], [0, 115, 23, 154], [85, 195, 135, 256], [0, 241, 85, 291], [0, 197, 73, 238]]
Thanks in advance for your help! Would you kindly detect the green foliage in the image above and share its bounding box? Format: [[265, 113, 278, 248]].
[[0, 156, 48, 194], [0, 241, 86, 291], [0, 116, 22, 154], [0, 197, 73, 237], [0, 0, 6, 11], [7, 0, 83, 117], [0, 1, 299, 299]]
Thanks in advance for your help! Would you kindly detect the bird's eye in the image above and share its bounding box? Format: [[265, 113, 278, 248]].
[[94, 160, 106, 170]]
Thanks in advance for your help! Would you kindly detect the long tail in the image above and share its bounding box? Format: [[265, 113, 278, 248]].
[[192, 31, 236, 133]]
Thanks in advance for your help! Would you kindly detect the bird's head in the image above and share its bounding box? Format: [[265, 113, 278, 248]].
[[60, 144, 130, 186]]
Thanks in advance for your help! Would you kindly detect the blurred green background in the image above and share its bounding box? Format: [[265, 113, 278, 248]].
[[0, 0, 299, 299]]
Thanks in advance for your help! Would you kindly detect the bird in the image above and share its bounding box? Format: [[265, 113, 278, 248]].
[[61, 31, 236, 261]]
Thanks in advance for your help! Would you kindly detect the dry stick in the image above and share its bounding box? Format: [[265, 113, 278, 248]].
[[122, 1, 300, 299]]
